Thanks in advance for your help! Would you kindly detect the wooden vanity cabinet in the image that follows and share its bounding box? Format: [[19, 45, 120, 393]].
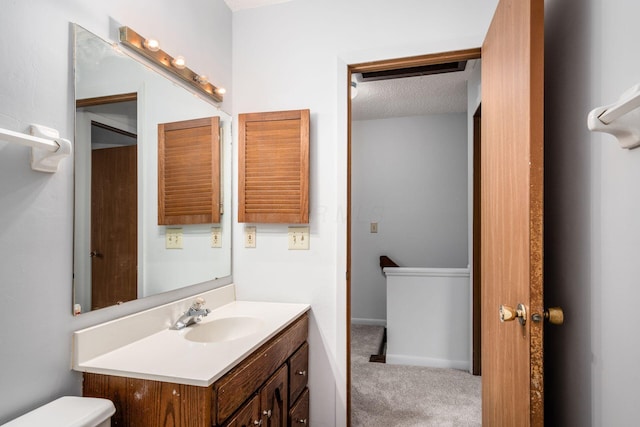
[[82, 313, 308, 427]]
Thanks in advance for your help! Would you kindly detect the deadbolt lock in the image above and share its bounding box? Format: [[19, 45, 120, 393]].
[[499, 303, 527, 326], [532, 307, 564, 325]]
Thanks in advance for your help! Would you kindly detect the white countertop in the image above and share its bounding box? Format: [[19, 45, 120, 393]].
[[74, 300, 310, 387]]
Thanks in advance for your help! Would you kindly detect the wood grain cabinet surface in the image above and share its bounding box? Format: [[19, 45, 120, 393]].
[[289, 388, 309, 427], [158, 116, 221, 225], [238, 109, 309, 224], [83, 313, 308, 427]]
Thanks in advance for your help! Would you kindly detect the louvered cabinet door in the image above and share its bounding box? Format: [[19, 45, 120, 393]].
[[238, 110, 309, 224], [158, 116, 221, 225]]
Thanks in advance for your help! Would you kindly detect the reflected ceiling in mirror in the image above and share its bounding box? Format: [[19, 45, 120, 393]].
[[73, 25, 232, 315]]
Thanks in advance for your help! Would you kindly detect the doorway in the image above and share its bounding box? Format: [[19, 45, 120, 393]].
[[75, 94, 138, 311], [346, 48, 482, 425]]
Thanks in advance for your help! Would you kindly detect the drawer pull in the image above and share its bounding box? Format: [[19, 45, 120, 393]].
[[253, 420, 262, 426], [297, 419, 308, 424], [296, 370, 307, 376], [263, 409, 272, 418]]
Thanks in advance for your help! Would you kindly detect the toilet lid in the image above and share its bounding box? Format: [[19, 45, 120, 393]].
[[4, 396, 115, 427]]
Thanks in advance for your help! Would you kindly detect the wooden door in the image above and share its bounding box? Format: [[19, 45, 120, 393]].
[[91, 145, 138, 309], [260, 365, 288, 427], [481, 0, 544, 425]]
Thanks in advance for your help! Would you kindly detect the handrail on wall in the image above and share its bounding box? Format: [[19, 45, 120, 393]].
[[0, 124, 72, 172], [588, 83, 640, 149]]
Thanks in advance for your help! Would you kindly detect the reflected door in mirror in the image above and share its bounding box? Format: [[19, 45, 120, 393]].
[[91, 144, 137, 309]]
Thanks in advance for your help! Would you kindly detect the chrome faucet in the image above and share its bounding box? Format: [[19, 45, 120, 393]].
[[172, 297, 211, 330]]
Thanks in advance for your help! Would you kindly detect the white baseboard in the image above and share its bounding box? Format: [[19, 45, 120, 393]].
[[351, 318, 387, 327], [386, 354, 469, 371]]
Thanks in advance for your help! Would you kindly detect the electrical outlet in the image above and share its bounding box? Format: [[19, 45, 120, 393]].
[[370, 222, 378, 233], [165, 228, 183, 249], [211, 227, 222, 248], [288, 226, 310, 250], [245, 226, 256, 248]]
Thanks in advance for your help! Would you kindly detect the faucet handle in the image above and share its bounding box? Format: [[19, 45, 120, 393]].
[[191, 297, 206, 310]]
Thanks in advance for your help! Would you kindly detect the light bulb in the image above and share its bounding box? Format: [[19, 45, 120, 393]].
[[216, 87, 226, 95], [143, 38, 160, 52], [194, 74, 209, 85], [172, 55, 186, 69]]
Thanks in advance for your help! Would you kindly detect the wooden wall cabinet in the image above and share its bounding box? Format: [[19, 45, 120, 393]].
[[83, 313, 309, 427], [158, 116, 221, 225], [238, 110, 309, 224]]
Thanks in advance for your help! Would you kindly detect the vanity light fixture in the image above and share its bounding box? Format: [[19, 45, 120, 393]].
[[171, 55, 186, 69], [143, 37, 160, 52], [194, 74, 209, 85], [119, 26, 224, 103]]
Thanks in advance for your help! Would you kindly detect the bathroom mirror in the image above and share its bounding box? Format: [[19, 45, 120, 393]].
[[73, 25, 232, 314]]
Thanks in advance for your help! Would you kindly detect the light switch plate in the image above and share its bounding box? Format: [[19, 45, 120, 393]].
[[370, 222, 378, 233], [245, 226, 256, 248], [166, 228, 183, 249], [211, 227, 222, 248], [288, 226, 310, 250]]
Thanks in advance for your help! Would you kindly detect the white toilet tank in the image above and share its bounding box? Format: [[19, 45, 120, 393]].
[[3, 396, 115, 427]]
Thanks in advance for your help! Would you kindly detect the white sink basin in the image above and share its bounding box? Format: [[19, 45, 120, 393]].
[[184, 316, 264, 343]]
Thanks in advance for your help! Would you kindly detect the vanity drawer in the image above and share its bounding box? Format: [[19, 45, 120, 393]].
[[289, 388, 309, 427], [222, 394, 260, 427], [214, 313, 308, 424], [288, 342, 308, 403]]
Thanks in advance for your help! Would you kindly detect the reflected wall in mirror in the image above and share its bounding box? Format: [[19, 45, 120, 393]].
[[73, 25, 232, 314]]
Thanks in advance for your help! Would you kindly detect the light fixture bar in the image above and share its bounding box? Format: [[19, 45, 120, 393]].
[[119, 26, 224, 103]]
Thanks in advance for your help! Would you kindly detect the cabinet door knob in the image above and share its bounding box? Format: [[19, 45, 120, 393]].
[[253, 420, 262, 426], [263, 409, 272, 418], [297, 419, 308, 424], [296, 370, 306, 376]]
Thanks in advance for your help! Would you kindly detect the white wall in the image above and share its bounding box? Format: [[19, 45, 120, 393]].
[[385, 268, 470, 369], [545, 0, 640, 425], [231, 1, 497, 425], [0, 1, 231, 423], [351, 114, 468, 324]]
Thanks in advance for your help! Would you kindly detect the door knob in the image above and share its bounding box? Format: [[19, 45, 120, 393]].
[[499, 303, 527, 326], [532, 307, 564, 325]]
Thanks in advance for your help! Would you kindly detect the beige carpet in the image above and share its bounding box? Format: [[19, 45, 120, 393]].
[[351, 324, 481, 426]]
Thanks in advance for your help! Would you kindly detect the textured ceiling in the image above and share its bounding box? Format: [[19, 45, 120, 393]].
[[224, 0, 294, 11], [352, 60, 478, 121]]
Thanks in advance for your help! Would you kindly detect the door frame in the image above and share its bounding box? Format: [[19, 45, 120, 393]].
[[346, 48, 482, 425], [74, 96, 138, 312]]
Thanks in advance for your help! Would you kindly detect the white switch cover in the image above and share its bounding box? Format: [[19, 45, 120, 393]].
[[288, 226, 310, 250], [211, 227, 222, 248], [245, 226, 256, 248], [166, 228, 183, 249]]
